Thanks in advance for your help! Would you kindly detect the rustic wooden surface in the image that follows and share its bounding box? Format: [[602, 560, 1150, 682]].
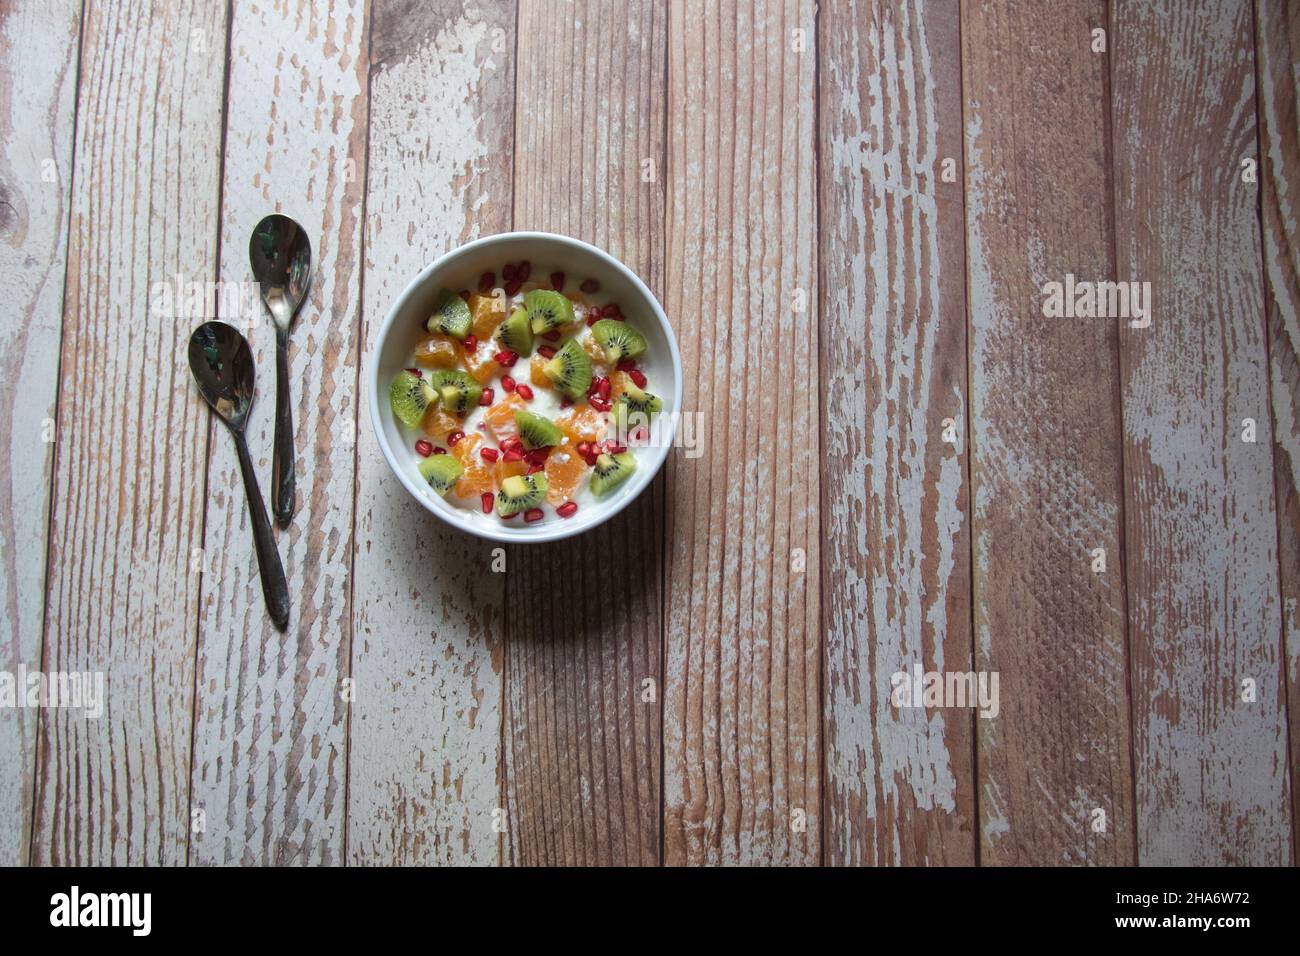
[[2, 0, 1296, 866]]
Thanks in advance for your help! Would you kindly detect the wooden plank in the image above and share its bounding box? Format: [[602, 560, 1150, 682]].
[[662, 0, 820, 866], [30, 0, 228, 865], [1257, 0, 1300, 865], [0, 0, 81, 867], [503, 0, 666, 867], [819, 0, 975, 866], [961, 0, 1134, 865], [188, 0, 368, 865], [1113, 0, 1291, 865], [347, 0, 514, 867]]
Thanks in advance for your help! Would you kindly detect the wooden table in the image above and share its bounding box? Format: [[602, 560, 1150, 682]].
[[2, 0, 1296, 866]]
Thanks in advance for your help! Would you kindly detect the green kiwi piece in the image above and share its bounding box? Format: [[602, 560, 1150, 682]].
[[425, 288, 472, 340], [591, 319, 647, 363], [589, 451, 636, 496], [428, 369, 483, 414], [496, 473, 548, 516], [390, 370, 438, 428], [524, 289, 575, 334], [418, 455, 463, 496], [613, 381, 663, 429], [542, 339, 593, 399], [495, 305, 534, 356], [514, 410, 564, 449]]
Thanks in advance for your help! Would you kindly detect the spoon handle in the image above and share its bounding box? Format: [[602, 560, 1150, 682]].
[[233, 428, 290, 631], [271, 327, 295, 526]]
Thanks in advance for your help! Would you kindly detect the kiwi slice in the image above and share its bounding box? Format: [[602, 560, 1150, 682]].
[[428, 369, 483, 414], [418, 455, 463, 496], [613, 381, 663, 429], [426, 289, 472, 340], [390, 370, 438, 428], [514, 410, 564, 449], [495, 305, 534, 355], [543, 339, 593, 399], [524, 289, 575, 335], [589, 451, 636, 496], [591, 319, 647, 363], [497, 473, 548, 516]]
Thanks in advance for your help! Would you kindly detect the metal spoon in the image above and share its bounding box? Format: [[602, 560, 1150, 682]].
[[249, 214, 312, 527], [187, 322, 290, 631]]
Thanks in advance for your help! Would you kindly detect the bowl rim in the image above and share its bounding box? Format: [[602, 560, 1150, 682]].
[[367, 230, 683, 544]]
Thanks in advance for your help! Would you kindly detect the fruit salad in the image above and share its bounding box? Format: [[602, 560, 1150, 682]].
[[389, 262, 663, 526]]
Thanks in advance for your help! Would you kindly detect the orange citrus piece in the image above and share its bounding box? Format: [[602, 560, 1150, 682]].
[[543, 447, 588, 505], [421, 405, 463, 444], [462, 345, 497, 384], [609, 370, 636, 400], [530, 354, 552, 388], [451, 433, 494, 498], [557, 405, 608, 445], [495, 455, 527, 483], [413, 334, 462, 369], [469, 292, 506, 340], [481, 392, 526, 442]]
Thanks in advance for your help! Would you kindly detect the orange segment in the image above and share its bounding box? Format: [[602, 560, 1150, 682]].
[[413, 334, 462, 369], [557, 405, 608, 445], [462, 344, 497, 384], [530, 354, 552, 388], [609, 371, 635, 400], [544, 448, 588, 505], [481, 392, 526, 442], [581, 334, 612, 374], [495, 455, 527, 483], [469, 292, 506, 339], [421, 405, 463, 444], [452, 433, 494, 498]]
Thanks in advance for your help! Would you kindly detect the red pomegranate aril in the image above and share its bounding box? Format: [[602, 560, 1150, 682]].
[[502, 262, 517, 281], [543, 330, 561, 342], [550, 271, 565, 290], [616, 358, 637, 371], [586, 313, 599, 327], [503, 448, 525, 463], [501, 375, 517, 393], [629, 369, 648, 389], [538, 345, 556, 359], [516, 383, 534, 401], [415, 439, 433, 457], [559, 397, 573, 409], [516, 260, 531, 281], [600, 303, 620, 318], [504, 280, 522, 297], [586, 377, 601, 398], [580, 278, 600, 294], [525, 447, 549, 464], [597, 378, 611, 400], [527, 462, 544, 475], [524, 508, 544, 523], [481, 492, 494, 514], [480, 447, 500, 463], [494, 349, 517, 367], [589, 397, 612, 413], [631, 426, 650, 443], [603, 441, 627, 454], [479, 387, 494, 406], [477, 272, 495, 293], [405, 367, 422, 377], [458, 289, 471, 301], [432, 446, 447, 455], [463, 334, 477, 351], [447, 430, 465, 446], [557, 502, 578, 518]]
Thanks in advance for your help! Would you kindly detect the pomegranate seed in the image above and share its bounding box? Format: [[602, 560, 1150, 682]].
[[494, 350, 517, 367], [557, 502, 578, 518], [502, 435, 523, 451], [631, 426, 650, 443], [576, 441, 592, 457], [586, 313, 599, 327], [415, 439, 433, 457], [516, 384, 534, 401], [630, 369, 648, 388], [524, 508, 544, 523], [502, 375, 517, 393], [481, 492, 494, 514], [538, 345, 556, 359], [603, 440, 627, 454], [597, 378, 611, 400], [503, 448, 525, 462], [580, 278, 600, 293], [543, 330, 561, 342], [526, 447, 550, 464], [504, 280, 522, 297], [586, 377, 602, 398], [464, 334, 477, 351], [448, 430, 465, 447], [405, 367, 422, 377], [550, 271, 565, 290], [432, 446, 447, 455], [589, 397, 612, 413], [458, 289, 471, 301], [502, 262, 517, 281], [479, 387, 494, 406], [480, 447, 500, 463], [600, 303, 619, 318], [527, 462, 545, 475], [517, 260, 531, 281], [477, 272, 495, 293], [616, 358, 637, 371], [560, 397, 573, 408]]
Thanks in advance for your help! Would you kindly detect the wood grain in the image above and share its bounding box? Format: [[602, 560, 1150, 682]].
[[819, 0, 974, 866], [1256, 0, 1300, 864], [188, 0, 368, 865], [1113, 0, 1291, 865], [347, 0, 513, 867], [31, 0, 228, 865], [504, 0, 666, 866], [662, 0, 820, 866], [962, 0, 1134, 865], [0, 0, 81, 867]]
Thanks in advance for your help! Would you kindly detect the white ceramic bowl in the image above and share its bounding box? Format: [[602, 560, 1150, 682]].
[[368, 232, 682, 543]]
